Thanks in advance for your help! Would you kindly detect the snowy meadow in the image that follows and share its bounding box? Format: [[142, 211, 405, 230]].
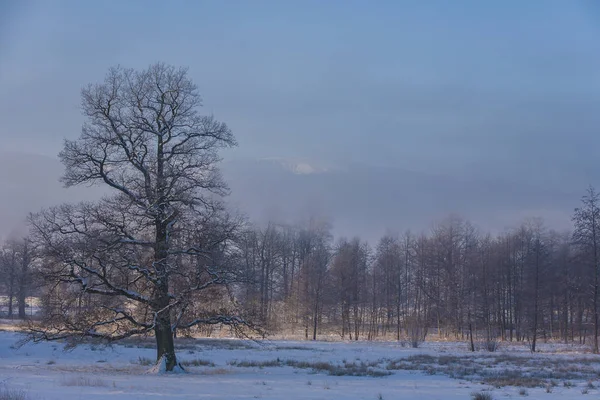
[[1, 326, 599, 400]]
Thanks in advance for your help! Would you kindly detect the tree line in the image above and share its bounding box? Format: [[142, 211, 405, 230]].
[[235, 191, 600, 355], [4, 186, 600, 352], [1, 63, 599, 373]]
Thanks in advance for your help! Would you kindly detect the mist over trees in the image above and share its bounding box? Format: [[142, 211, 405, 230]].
[[2, 63, 600, 376], [6, 198, 600, 353], [234, 211, 595, 352]]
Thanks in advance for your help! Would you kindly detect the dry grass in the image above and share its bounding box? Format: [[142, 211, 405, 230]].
[[118, 336, 256, 352], [60, 375, 109, 387], [0, 320, 28, 333], [201, 368, 231, 375], [229, 358, 391, 377], [193, 338, 255, 350], [471, 392, 493, 400], [480, 340, 500, 352], [180, 358, 215, 367], [484, 374, 544, 389], [228, 359, 281, 368], [0, 388, 29, 400], [386, 353, 600, 388], [274, 345, 316, 351], [229, 351, 600, 384], [135, 356, 154, 366]]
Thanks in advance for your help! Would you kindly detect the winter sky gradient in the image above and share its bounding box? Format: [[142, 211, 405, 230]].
[[1, 0, 600, 239]]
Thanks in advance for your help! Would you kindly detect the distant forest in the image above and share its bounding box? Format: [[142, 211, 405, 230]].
[[4, 187, 600, 353]]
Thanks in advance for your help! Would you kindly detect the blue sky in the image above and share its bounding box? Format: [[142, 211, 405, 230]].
[[1, 0, 600, 188]]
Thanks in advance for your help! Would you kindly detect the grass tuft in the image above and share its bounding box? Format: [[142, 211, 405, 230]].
[[470, 391, 493, 400], [60, 375, 109, 387], [0, 388, 29, 400], [136, 356, 154, 366], [180, 358, 215, 367]]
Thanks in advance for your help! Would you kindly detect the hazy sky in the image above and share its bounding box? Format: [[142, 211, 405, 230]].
[[1, 1, 600, 237]]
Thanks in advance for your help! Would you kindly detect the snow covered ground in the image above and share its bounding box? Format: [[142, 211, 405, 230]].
[[0, 330, 598, 399]]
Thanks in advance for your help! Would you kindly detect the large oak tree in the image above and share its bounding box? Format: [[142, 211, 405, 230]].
[[29, 63, 240, 371]]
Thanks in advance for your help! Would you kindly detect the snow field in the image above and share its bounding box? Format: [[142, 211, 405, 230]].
[[0, 331, 598, 400]]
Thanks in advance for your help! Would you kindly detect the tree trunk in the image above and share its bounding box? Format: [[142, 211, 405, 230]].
[[152, 134, 180, 372], [7, 295, 13, 319], [155, 311, 177, 370], [152, 269, 179, 372], [312, 305, 318, 341], [469, 320, 475, 352], [18, 247, 29, 319], [594, 244, 599, 353], [153, 201, 178, 370], [531, 239, 540, 353], [17, 290, 26, 319], [312, 281, 321, 341], [396, 301, 401, 341], [152, 267, 179, 371], [7, 262, 15, 318]]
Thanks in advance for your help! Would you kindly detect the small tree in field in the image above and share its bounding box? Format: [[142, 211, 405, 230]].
[[28, 63, 242, 371]]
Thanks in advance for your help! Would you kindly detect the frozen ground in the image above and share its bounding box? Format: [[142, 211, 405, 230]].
[[0, 329, 598, 400]]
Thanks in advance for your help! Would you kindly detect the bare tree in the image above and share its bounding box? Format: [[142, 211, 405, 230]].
[[15, 238, 33, 319], [295, 219, 332, 340], [522, 219, 548, 352], [0, 237, 34, 319], [238, 222, 285, 330], [28, 63, 239, 371], [373, 234, 402, 339], [0, 242, 17, 318], [572, 186, 600, 353], [331, 237, 369, 340]]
